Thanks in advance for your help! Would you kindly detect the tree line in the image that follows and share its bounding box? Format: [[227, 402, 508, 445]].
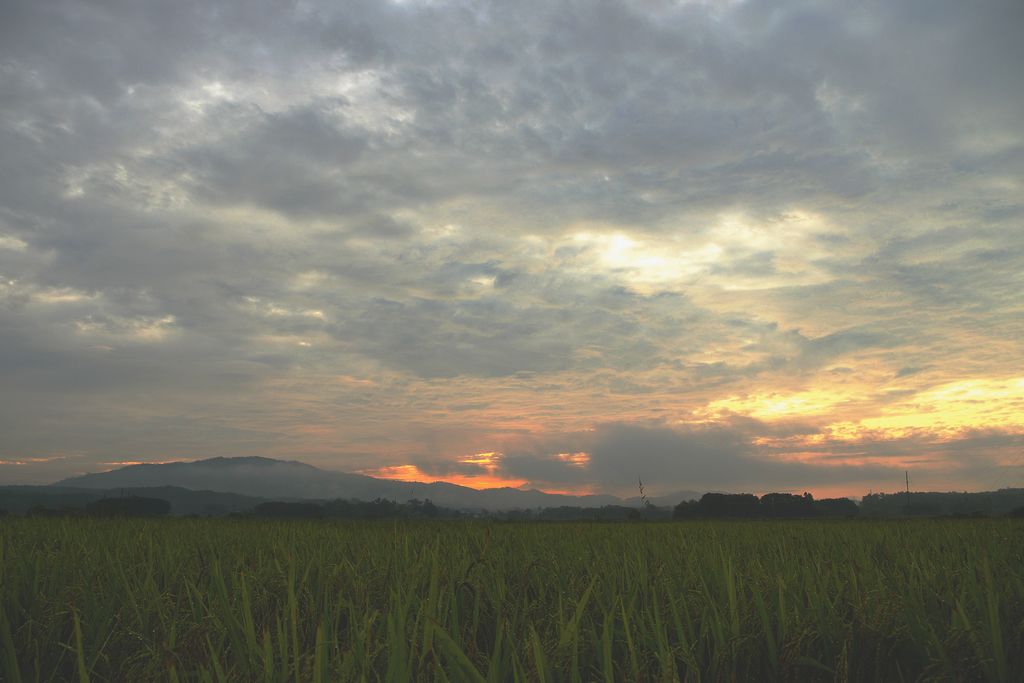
[[673, 492, 859, 519], [11, 489, 1024, 519], [22, 495, 173, 518]]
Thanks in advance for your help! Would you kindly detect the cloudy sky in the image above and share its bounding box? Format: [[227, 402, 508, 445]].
[[2, 0, 1022, 496]]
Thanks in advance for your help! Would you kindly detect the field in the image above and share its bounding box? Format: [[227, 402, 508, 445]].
[[2, 519, 1023, 682]]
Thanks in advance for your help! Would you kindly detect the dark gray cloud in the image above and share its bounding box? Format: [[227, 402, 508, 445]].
[[498, 418, 1024, 496], [498, 421, 902, 495], [1, 0, 1022, 490]]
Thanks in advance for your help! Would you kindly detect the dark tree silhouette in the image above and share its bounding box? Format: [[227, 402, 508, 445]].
[[697, 493, 762, 518], [675, 493, 859, 519], [672, 500, 700, 519], [813, 497, 859, 518], [760, 492, 816, 518]]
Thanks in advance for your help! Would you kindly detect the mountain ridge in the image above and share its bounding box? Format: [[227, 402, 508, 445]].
[[53, 456, 701, 511]]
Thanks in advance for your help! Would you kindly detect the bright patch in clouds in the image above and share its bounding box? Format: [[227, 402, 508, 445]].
[[572, 230, 721, 293], [556, 452, 590, 467], [703, 389, 853, 421], [856, 378, 1024, 437]]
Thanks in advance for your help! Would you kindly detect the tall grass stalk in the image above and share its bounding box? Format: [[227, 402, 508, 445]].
[[2, 518, 1022, 681]]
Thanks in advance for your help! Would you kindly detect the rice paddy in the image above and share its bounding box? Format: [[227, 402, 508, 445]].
[[2, 518, 1022, 681]]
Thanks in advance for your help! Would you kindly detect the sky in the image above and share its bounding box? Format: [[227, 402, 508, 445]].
[[1, 0, 1022, 497]]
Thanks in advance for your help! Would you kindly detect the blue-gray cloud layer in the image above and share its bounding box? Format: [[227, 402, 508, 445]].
[[1, 0, 1022, 491]]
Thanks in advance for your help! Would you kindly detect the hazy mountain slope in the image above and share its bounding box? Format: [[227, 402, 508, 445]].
[[53, 457, 628, 511], [55, 457, 378, 500]]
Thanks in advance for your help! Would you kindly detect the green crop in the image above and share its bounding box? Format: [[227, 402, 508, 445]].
[[2, 518, 1022, 681]]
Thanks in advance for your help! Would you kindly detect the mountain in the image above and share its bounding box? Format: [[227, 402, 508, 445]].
[[53, 457, 636, 511]]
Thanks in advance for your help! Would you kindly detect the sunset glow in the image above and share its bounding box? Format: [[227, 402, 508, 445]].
[[363, 464, 530, 491], [363, 452, 531, 491]]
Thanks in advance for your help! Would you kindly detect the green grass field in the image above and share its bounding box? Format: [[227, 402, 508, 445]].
[[2, 519, 1022, 681]]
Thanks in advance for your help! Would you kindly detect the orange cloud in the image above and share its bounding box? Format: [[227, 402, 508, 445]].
[[556, 451, 590, 467], [364, 463, 529, 490], [362, 450, 599, 494]]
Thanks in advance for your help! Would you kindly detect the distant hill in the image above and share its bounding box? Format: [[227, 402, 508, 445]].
[[51, 456, 631, 511]]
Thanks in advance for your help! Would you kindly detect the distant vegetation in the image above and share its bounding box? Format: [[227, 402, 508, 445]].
[[673, 492, 859, 519], [861, 489, 1024, 517], [252, 498, 462, 520], [5, 485, 1024, 519], [3, 518, 1022, 681], [502, 504, 671, 521], [85, 495, 171, 517]]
